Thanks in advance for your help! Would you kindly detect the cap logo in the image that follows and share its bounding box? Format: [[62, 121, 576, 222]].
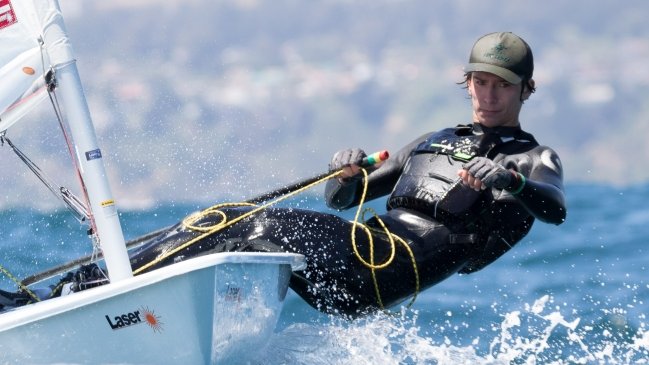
[[483, 42, 511, 63]]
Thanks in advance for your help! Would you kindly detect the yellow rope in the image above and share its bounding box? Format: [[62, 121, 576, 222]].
[[349, 168, 420, 309], [0, 264, 40, 303]]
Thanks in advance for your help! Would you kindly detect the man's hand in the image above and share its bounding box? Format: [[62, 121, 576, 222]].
[[458, 157, 514, 191], [330, 148, 367, 181]]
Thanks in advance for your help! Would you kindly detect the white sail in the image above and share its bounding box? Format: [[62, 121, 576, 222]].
[[0, 0, 54, 131]]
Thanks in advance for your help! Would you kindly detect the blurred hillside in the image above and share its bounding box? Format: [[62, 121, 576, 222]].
[[2, 0, 649, 209]]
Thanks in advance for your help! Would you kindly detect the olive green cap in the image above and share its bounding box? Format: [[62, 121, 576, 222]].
[[464, 32, 534, 84]]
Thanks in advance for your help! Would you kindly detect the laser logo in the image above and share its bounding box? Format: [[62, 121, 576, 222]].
[[105, 306, 164, 333]]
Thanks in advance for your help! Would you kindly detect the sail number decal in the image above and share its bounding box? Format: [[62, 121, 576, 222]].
[[225, 285, 242, 302], [85, 148, 102, 161], [0, 0, 17, 30], [105, 306, 164, 333]]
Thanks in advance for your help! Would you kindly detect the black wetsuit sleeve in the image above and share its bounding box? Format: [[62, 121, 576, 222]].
[[506, 146, 567, 225], [324, 134, 428, 210]]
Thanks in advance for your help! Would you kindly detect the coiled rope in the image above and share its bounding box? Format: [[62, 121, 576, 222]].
[[350, 168, 420, 309]]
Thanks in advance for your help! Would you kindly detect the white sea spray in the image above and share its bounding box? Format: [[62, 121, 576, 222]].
[[259, 295, 649, 365]]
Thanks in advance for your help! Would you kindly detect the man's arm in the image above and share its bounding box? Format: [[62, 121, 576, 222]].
[[508, 146, 566, 225], [459, 146, 567, 225], [324, 134, 428, 210]]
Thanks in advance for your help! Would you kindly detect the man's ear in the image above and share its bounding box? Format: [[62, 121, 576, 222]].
[[522, 79, 535, 101]]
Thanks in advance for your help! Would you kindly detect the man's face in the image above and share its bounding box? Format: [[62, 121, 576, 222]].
[[467, 71, 529, 128]]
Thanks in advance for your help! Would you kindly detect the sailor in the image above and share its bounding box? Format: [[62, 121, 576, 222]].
[[1, 32, 566, 317], [127, 32, 566, 317]]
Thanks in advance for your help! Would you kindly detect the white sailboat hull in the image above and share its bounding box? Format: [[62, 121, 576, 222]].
[[0, 252, 304, 364]]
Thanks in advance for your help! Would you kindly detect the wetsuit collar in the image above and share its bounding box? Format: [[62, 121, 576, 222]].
[[471, 122, 537, 145], [472, 123, 522, 138]]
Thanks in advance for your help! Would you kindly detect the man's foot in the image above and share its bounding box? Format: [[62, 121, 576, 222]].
[[50, 263, 109, 297], [70, 263, 109, 291]]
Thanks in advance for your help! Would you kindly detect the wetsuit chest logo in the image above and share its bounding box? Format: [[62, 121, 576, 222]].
[[416, 130, 483, 161]]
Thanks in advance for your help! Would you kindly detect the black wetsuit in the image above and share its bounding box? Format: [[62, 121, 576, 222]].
[[128, 123, 566, 317]]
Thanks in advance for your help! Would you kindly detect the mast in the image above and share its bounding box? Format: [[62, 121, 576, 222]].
[[40, 0, 132, 281]]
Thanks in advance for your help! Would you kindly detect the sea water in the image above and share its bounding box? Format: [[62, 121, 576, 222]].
[[1, 184, 648, 364]]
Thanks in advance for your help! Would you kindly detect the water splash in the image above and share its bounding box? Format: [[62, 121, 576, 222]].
[[257, 296, 649, 365]]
